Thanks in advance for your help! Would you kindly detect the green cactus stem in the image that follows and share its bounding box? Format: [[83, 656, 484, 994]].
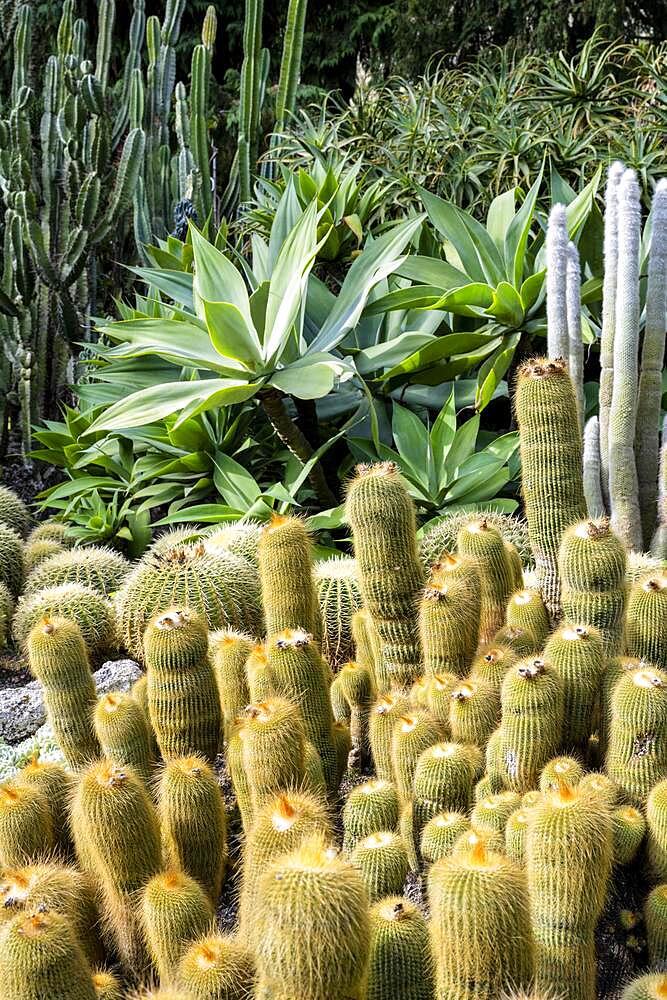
[[613, 805, 646, 866], [583, 416, 606, 519], [605, 666, 667, 806], [16, 756, 72, 856], [141, 870, 214, 987], [366, 896, 434, 1000], [13, 583, 116, 663], [342, 779, 400, 856], [351, 830, 409, 903], [391, 710, 445, 802], [543, 625, 604, 751], [258, 515, 319, 639], [211, 630, 253, 742], [625, 573, 667, 669], [506, 589, 550, 649], [0, 780, 55, 867], [241, 697, 307, 811], [538, 756, 583, 793], [0, 909, 97, 1000], [314, 556, 362, 667], [94, 691, 154, 785], [177, 933, 257, 999], [369, 692, 411, 782], [420, 811, 470, 865], [457, 519, 514, 644], [546, 203, 569, 360], [469, 643, 517, 696], [420, 569, 480, 677], [449, 677, 500, 749], [336, 660, 374, 767], [498, 658, 564, 793]]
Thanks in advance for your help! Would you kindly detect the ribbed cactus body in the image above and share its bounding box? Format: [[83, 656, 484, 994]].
[[370, 692, 411, 781], [647, 780, 667, 880], [457, 520, 514, 644], [94, 691, 154, 785], [141, 870, 214, 987], [16, 757, 72, 856], [26, 616, 100, 769], [70, 759, 161, 974], [470, 791, 522, 847], [117, 543, 262, 662], [91, 970, 123, 1000], [342, 779, 400, 855], [559, 519, 627, 655], [424, 671, 459, 727], [24, 538, 64, 575], [526, 782, 613, 1000], [505, 808, 531, 865], [391, 711, 445, 802], [227, 725, 254, 834], [0, 523, 24, 597], [204, 521, 263, 567], [420, 811, 470, 865], [515, 358, 587, 619], [351, 830, 409, 902], [613, 805, 646, 865], [337, 661, 373, 765], [413, 742, 483, 841], [0, 910, 96, 1000], [625, 573, 667, 668], [492, 624, 538, 658], [211, 629, 253, 741], [25, 546, 129, 597], [507, 589, 550, 644], [469, 643, 517, 695], [498, 659, 564, 792], [254, 836, 370, 1000], [14, 583, 116, 661], [504, 541, 525, 590], [544, 625, 604, 750], [267, 629, 337, 789], [246, 644, 275, 702], [367, 897, 434, 1000], [583, 416, 605, 519], [259, 515, 319, 638], [145, 609, 221, 765], [599, 656, 641, 754], [346, 463, 425, 691], [0, 780, 55, 866], [333, 720, 352, 788], [27, 522, 68, 548], [606, 666, 667, 805], [241, 697, 307, 810], [157, 755, 227, 905], [419, 571, 480, 676], [539, 756, 583, 793], [0, 486, 30, 537], [449, 678, 500, 748], [177, 934, 256, 999], [351, 607, 381, 682], [621, 974, 667, 1000], [645, 884, 667, 965], [314, 556, 363, 666], [428, 833, 534, 1000]]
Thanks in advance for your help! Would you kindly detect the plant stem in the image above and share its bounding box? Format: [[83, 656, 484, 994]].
[[260, 388, 337, 509]]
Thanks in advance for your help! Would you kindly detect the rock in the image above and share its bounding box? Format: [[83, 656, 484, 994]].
[[0, 657, 142, 745]]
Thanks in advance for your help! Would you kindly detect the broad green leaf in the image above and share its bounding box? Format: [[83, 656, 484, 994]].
[[190, 225, 254, 331], [264, 200, 320, 363], [504, 167, 543, 287], [270, 360, 338, 399], [129, 267, 194, 312], [446, 464, 510, 503], [565, 166, 603, 239], [212, 452, 261, 509], [443, 415, 479, 478], [475, 332, 521, 412], [155, 504, 247, 525], [418, 188, 503, 285], [487, 282, 524, 327], [430, 391, 457, 492], [381, 333, 502, 383], [483, 431, 520, 463], [42, 476, 124, 500], [203, 300, 262, 369], [486, 190, 516, 250], [363, 285, 445, 317], [96, 318, 245, 375], [355, 333, 435, 374], [392, 402, 431, 487], [436, 283, 495, 316], [395, 256, 470, 289], [520, 270, 546, 312]]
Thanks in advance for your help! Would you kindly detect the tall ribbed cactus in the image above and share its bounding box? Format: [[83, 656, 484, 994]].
[[599, 161, 625, 506], [566, 241, 584, 432], [546, 204, 569, 360], [238, 0, 267, 204], [583, 416, 605, 518], [273, 0, 308, 138], [654, 417, 667, 558]]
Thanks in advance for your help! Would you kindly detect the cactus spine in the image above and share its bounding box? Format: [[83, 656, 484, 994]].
[[583, 416, 605, 518], [351, 830, 410, 902], [515, 358, 587, 619], [212, 630, 253, 742], [141, 870, 214, 987], [26, 616, 100, 769], [259, 515, 319, 638], [0, 909, 97, 1000], [419, 571, 480, 676], [391, 711, 445, 802], [506, 589, 550, 649], [449, 678, 500, 748], [314, 556, 363, 667], [145, 608, 221, 766], [613, 805, 646, 865], [370, 692, 411, 782], [420, 811, 470, 865], [0, 780, 55, 866], [367, 897, 434, 1000], [346, 463, 425, 690], [457, 519, 514, 644], [241, 697, 308, 810]]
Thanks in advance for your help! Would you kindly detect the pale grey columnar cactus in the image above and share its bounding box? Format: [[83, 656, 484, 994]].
[[636, 179, 667, 548], [546, 204, 569, 360], [583, 416, 605, 519], [566, 240, 584, 433], [599, 161, 626, 508], [608, 168, 642, 551], [652, 416, 667, 559]]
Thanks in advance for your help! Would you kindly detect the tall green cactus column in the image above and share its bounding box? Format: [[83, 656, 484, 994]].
[[346, 463, 425, 691], [515, 359, 588, 620]]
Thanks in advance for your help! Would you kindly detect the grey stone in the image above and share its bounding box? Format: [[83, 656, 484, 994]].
[[0, 657, 142, 745]]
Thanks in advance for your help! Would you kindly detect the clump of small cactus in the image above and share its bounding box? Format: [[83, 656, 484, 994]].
[[13, 583, 116, 661], [420, 509, 531, 568]]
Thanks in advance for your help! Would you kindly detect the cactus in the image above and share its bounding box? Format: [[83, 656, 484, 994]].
[[94, 691, 154, 785], [335, 660, 373, 765], [246, 643, 275, 702], [504, 541, 525, 590], [526, 781, 613, 1000], [0, 486, 29, 537], [177, 933, 256, 999], [391, 710, 445, 802], [241, 697, 307, 810], [505, 808, 531, 865], [91, 971, 123, 1000], [0, 780, 55, 866], [342, 778, 400, 855], [314, 556, 363, 666], [470, 791, 522, 848], [27, 522, 69, 547], [238, 0, 267, 204], [654, 418, 667, 559], [420, 811, 470, 865], [141, 870, 214, 987], [613, 805, 646, 865], [332, 719, 352, 787], [469, 643, 517, 695], [577, 771, 618, 808], [538, 756, 583, 793], [258, 515, 319, 639], [0, 909, 96, 1000], [25, 535, 62, 573], [583, 416, 605, 519], [646, 779, 667, 881], [24, 546, 129, 598], [420, 510, 531, 569], [70, 759, 161, 975], [419, 571, 480, 676], [605, 665, 667, 806], [346, 463, 425, 691], [204, 521, 263, 567], [367, 897, 434, 1000], [413, 741, 483, 838], [598, 655, 642, 755], [449, 677, 500, 748], [351, 607, 380, 682], [254, 834, 370, 1000], [227, 723, 254, 834], [645, 884, 667, 966], [491, 624, 538, 658], [625, 573, 667, 669], [515, 358, 587, 619], [117, 543, 262, 662], [14, 582, 113, 661], [211, 629, 253, 742], [506, 589, 550, 648], [622, 975, 667, 1000], [266, 628, 337, 789], [457, 519, 514, 643], [559, 518, 627, 655], [145, 608, 221, 765], [428, 831, 534, 1000], [157, 755, 227, 905], [351, 830, 409, 902], [566, 241, 585, 431], [608, 169, 643, 551], [331, 671, 352, 723], [498, 658, 564, 793], [546, 203, 569, 360], [424, 670, 460, 726], [237, 792, 333, 940], [0, 523, 24, 597], [26, 616, 100, 769], [543, 625, 604, 750], [15, 756, 72, 855]]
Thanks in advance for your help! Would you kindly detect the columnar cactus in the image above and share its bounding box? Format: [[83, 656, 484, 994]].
[[424, 671, 460, 725], [391, 710, 445, 802], [26, 616, 100, 769], [177, 934, 257, 999], [94, 691, 154, 785], [543, 625, 604, 750], [515, 358, 587, 619], [583, 416, 606, 518], [0, 909, 97, 1000], [335, 660, 373, 765], [469, 643, 517, 695], [566, 241, 585, 432], [157, 755, 227, 905], [314, 556, 363, 666], [258, 515, 319, 639], [613, 805, 646, 865], [457, 519, 514, 643], [145, 608, 221, 765], [506, 589, 550, 648], [526, 781, 613, 1000], [366, 897, 434, 1000], [16, 757, 72, 856], [346, 463, 425, 690], [625, 573, 667, 669], [241, 697, 307, 810], [647, 779, 667, 881], [351, 830, 410, 902], [14, 583, 116, 662], [538, 756, 583, 793], [470, 791, 522, 849], [211, 629, 253, 742], [342, 779, 400, 856], [498, 658, 564, 793], [419, 571, 480, 676], [351, 607, 380, 682], [0, 523, 24, 597], [141, 870, 214, 987], [420, 811, 470, 865], [546, 203, 569, 360], [369, 692, 411, 782], [0, 780, 55, 866], [0, 486, 30, 537], [448, 677, 500, 748], [428, 831, 534, 1000], [645, 884, 667, 965], [605, 666, 667, 805]]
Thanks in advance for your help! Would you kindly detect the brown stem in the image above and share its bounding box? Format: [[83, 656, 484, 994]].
[[260, 388, 338, 509]]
